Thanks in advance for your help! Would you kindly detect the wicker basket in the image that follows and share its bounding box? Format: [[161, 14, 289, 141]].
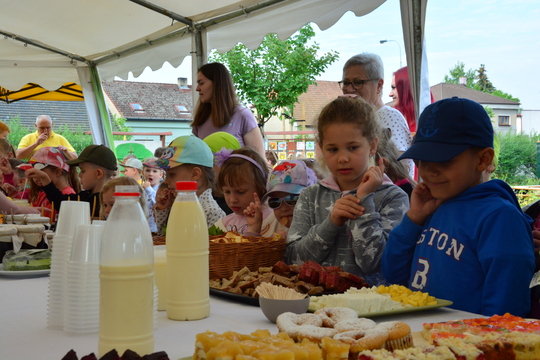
[[152, 234, 287, 280], [209, 235, 286, 280], [153, 236, 166, 245]]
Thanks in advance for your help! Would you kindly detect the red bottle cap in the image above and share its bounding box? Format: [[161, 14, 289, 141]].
[[113, 185, 141, 197], [175, 181, 197, 191]]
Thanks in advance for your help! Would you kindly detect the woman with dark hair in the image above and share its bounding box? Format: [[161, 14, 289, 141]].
[[191, 62, 265, 157], [389, 66, 435, 133]]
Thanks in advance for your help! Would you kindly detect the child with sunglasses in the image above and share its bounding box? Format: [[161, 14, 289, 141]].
[[244, 160, 318, 237]]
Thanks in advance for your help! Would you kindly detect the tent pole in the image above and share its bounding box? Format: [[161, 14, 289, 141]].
[[191, 28, 207, 115], [400, 0, 428, 124], [89, 65, 115, 153]]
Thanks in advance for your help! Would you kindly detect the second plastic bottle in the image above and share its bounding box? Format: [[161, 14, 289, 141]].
[[166, 181, 210, 320], [98, 186, 154, 356]]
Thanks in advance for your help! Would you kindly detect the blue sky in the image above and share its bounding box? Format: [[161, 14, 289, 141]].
[[127, 0, 540, 110]]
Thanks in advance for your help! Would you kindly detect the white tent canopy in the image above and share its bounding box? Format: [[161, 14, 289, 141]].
[[0, 0, 427, 148]]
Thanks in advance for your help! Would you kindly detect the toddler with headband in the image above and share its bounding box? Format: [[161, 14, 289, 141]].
[[213, 147, 271, 235]]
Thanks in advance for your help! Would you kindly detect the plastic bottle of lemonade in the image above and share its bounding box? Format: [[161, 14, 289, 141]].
[[166, 181, 210, 320], [98, 186, 154, 356]]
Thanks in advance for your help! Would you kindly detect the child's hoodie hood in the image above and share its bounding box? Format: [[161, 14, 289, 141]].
[[453, 179, 528, 217]]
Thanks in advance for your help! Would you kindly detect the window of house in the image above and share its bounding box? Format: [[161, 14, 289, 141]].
[[175, 105, 189, 113], [498, 116, 510, 126], [130, 103, 145, 112]]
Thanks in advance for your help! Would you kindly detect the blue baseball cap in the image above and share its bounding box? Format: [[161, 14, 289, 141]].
[[398, 97, 494, 162]]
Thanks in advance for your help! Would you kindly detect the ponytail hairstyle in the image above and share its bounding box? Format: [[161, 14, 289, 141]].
[[375, 128, 415, 185]]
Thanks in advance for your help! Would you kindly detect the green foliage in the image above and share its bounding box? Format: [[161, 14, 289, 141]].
[[209, 24, 339, 127], [483, 106, 495, 120], [6, 117, 30, 149], [475, 64, 495, 93], [491, 90, 520, 103], [443, 62, 519, 102], [492, 131, 540, 185], [443, 61, 477, 88]]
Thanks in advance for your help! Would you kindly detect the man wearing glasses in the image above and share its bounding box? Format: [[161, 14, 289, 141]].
[[340, 53, 414, 179]]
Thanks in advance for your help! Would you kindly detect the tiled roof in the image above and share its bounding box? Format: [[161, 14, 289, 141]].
[[0, 100, 92, 130], [293, 81, 341, 125], [431, 83, 520, 106], [102, 81, 193, 120]]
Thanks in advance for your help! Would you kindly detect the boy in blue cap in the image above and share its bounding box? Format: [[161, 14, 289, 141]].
[[382, 97, 535, 317]]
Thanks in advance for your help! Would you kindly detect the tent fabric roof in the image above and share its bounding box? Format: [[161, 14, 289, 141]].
[[0, 83, 83, 103], [0, 0, 385, 90]]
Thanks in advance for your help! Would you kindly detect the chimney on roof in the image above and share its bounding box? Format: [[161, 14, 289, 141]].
[[459, 76, 467, 86], [178, 77, 188, 88]]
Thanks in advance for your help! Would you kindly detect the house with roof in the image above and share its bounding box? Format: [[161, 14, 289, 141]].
[[0, 99, 92, 131], [102, 78, 194, 146], [263, 80, 340, 159], [265, 81, 340, 138], [430, 82, 521, 134]]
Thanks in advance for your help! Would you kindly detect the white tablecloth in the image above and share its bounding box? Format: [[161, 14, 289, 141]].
[[0, 275, 480, 360]]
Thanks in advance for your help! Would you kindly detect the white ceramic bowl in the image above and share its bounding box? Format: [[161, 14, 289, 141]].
[[258, 296, 310, 323]]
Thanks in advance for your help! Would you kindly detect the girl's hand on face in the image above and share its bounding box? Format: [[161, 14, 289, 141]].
[[164, 189, 176, 208], [2, 183, 17, 196], [330, 194, 365, 227], [0, 157, 11, 174], [356, 157, 385, 199], [25, 168, 51, 187], [407, 182, 442, 226], [244, 193, 263, 234]]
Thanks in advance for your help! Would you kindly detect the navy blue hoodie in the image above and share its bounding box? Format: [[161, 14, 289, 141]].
[[383, 179, 534, 317]]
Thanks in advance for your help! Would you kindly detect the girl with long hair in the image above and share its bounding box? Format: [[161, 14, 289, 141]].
[[191, 62, 265, 157]]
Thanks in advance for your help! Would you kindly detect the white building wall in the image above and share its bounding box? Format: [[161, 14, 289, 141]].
[[521, 110, 540, 135]]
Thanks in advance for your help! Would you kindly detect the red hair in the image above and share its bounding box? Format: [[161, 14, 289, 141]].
[[393, 67, 434, 133]]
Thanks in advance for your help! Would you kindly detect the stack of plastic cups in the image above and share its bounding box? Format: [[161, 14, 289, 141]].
[[47, 202, 91, 330], [64, 224, 102, 333]]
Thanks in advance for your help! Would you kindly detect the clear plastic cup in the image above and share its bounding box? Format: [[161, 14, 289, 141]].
[[55, 202, 91, 238], [70, 224, 102, 264]]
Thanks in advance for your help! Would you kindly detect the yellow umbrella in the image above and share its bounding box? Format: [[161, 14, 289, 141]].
[[0, 82, 83, 103]]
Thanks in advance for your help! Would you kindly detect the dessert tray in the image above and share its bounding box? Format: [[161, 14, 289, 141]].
[[308, 298, 453, 318], [0, 264, 50, 277]]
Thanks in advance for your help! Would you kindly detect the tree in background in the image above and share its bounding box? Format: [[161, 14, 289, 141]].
[[493, 131, 540, 185], [209, 24, 339, 127], [443, 62, 520, 103], [475, 64, 495, 93], [443, 61, 477, 88]]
